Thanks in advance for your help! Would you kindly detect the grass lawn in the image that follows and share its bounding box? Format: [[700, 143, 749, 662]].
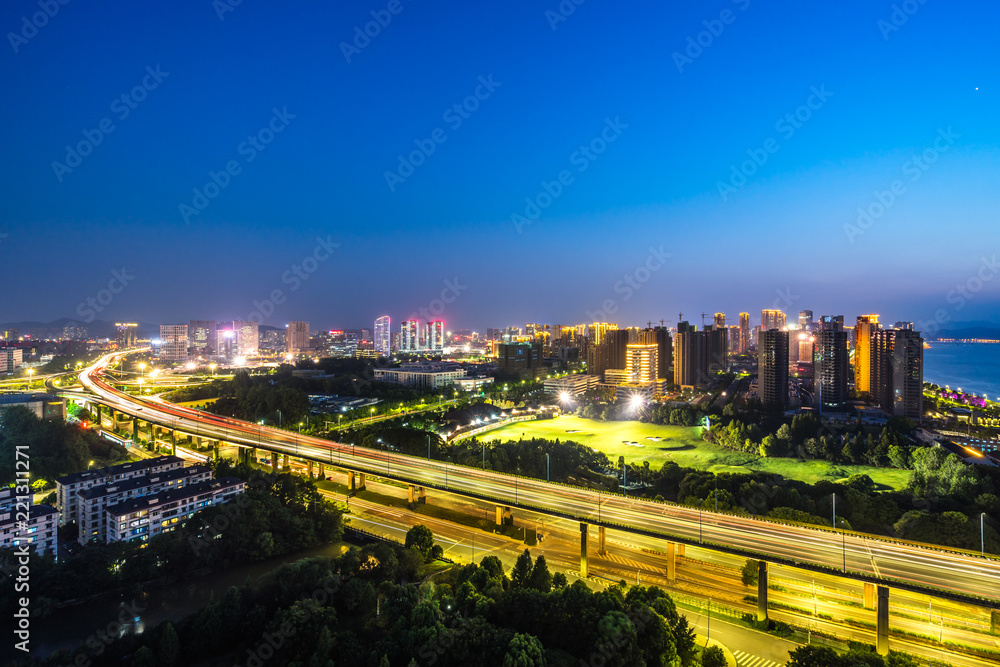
[[478, 415, 912, 491]]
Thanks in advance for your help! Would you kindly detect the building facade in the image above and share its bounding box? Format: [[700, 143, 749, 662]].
[[374, 316, 391, 355], [758, 329, 789, 408], [286, 321, 310, 356], [159, 324, 189, 363], [56, 456, 184, 526], [854, 314, 880, 394], [188, 320, 217, 356], [815, 316, 849, 412]]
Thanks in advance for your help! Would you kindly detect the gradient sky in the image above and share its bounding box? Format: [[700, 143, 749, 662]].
[[1, 0, 998, 332]]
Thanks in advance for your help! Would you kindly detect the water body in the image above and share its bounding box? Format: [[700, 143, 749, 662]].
[[923, 342, 1000, 400], [7, 543, 346, 663]]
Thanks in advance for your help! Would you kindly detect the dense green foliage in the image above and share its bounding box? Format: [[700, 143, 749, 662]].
[[29, 544, 699, 667], [0, 463, 343, 613], [0, 406, 127, 485], [787, 643, 918, 667]]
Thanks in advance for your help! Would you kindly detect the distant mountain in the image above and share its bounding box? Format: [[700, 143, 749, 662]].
[[0, 318, 285, 339], [932, 325, 1000, 340]]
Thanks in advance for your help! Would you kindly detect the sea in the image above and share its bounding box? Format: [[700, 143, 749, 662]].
[[923, 341, 1000, 401]]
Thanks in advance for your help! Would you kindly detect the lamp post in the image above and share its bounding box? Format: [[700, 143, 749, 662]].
[[209, 363, 216, 377], [982, 512, 986, 557]]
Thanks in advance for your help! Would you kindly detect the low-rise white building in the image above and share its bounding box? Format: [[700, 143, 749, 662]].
[[0, 499, 57, 558], [543, 374, 598, 396], [56, 456, 184, 526], [373, 362, 467, 389]]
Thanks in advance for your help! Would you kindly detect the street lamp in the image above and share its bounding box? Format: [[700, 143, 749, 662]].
[[209, 363, 216, 377], [982, 512, 987, 557], [26, 368, 34, 389]]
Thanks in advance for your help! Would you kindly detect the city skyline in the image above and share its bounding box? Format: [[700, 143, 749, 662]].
[[1, 1, 998, 328]]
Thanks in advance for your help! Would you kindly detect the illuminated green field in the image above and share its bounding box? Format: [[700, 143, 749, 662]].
[[478, 415, 912, 490]]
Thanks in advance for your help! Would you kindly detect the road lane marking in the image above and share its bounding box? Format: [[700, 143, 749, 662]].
[[732, 650, 781, 667]]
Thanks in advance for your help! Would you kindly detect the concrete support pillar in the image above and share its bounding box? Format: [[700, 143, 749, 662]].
[[132, 419, 139, 441], [318, 464, 325, 479], [212, 445, 219, 462], [598, 526, 606, 554], [359, 473, 366, 489], [580, 523, 589, 578], [757, 561, 769, 625], [677, 544, 685, 557], [308, 461, 314, 478], [495, 506, 503, 526], [409, 484, 416, 503], [991, 610, 1000, 635], [170, 430, 177, 456], [348, 471, 356, 491], [666, 542, 676, 582], [876, 586, 889, 656], [95, 404, 102, 425], [271, 451, 278, 472], [863, 582, 876, 610], [282, 453, 289, 469]]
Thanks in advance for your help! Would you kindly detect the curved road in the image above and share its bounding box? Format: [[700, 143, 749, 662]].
[[77, 352, 1000, 606]]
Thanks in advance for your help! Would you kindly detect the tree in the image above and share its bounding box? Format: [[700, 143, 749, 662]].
[[503, 633, 546, 667], [133, 646, 156, 667], [159, 622, 180, 667], [758, 435, 778, 457], [527, 554, 552, 593], [741, 559, 759, 587], [510, 549, 533, 588], [702, 645, 726, 667], [787, 645, 842, 667], [404, 524, 435, 561], [552, 571, 568, 589]]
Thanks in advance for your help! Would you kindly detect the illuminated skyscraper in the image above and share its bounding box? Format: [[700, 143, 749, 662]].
[[232, 321, 259, 357], [588, 322, 618, 345], [873, 328, 924, 419], [674, 323, 709, 389], [159, 324, 188, 363], [705, 325, 728, 372], [638, 326, 672, 380], [402, 320, 420, 352], [799, 310, 814, 331], [374, 316, 391, 355], [761, 309, 786, 332], [758, 329, 789, 408], [714, 312, 726, 328], [626, 344, 659, 383], [738, 312, 750, 353], [189, 320, 217, 356], [286, 321, 310, 356], [854, 314, 880, 395], [115, 323, 138, 350], [427, 320, 445, 351]]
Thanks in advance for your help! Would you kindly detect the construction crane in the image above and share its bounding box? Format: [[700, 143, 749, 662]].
[[701, 313, 709, 326]]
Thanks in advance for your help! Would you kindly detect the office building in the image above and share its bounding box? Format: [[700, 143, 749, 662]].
[[188, 320, 217, 356], [232, 320, 259, 357], [815, 316, 849, 412], [543, 374, 598, 396], [0, 347, 22, 373], [374, 316, 391, 355], [77, 465, 213, 545], [427, 320, 445, 351], [115, 323, 138, 350], [854, 314, 880, 395], [159, 324, 189, 363], [761, 310, 786, 332], [497, 342, 542, 377], [374, 362, 467, 389], [401, 320, 420, 352], [638, 326, 672, 381], [56, 456, 184, 526], [606, 329, 631, 370], [626, 344, 658, 383], [286, 321, 310, 356], [674, 323, 709, 389], [216, 327, 237, 359], [586, 342, 611, 380], [2, 328, 20, 342], [873, 328, 924, 420], [0, 392, 65, 420], [758, 330, 789, 408], [714, 313, 726, 328], [105, 477, 246, 544], [799, 310, 814, 331]]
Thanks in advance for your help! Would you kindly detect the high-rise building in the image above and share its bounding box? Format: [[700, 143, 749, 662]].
[[815, 316, 849, 412], [115, 323, 138, 350], [638, 327, 672, 380], [2, 329, 20, 342], [426, 321, 445, 351], [626, 344, 658, 383], [401, 320, 420, 352], [158, 324, 188, 363], [497, 342, 542, 376], [705, 325, 728, 372], [374, 316, 391, 355], [893, 321, 914, 331], [714, 313, 726, 328], [286, 321, 310, 356], [854, 314, 880, 395], [674, 323, 709, 389], [588, 322, 618, 345], [761, 309, 786, 332], [758, 330, 789, 408], [873, 328, 924, 419], [605, 329, 631, 370], [232, 321, 259, 357], [738, 312, 750, 353], [799, 310, 814, 331], [188, 320, 217, 356]]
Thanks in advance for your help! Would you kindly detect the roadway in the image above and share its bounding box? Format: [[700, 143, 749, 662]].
[[76, 351, 1000, 608]]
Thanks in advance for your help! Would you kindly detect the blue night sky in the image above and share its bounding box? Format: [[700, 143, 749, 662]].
[[1, 0, 998, 332]]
